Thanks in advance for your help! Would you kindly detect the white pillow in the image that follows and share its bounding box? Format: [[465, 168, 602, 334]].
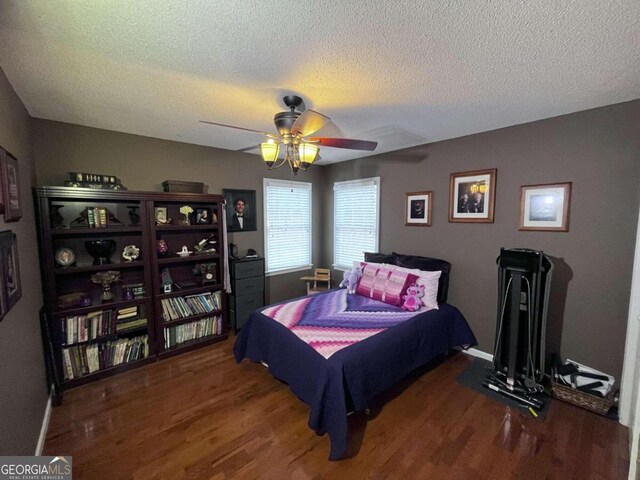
[[393, 265, 441, 310]]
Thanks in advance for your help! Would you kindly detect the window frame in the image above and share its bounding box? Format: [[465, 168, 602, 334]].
[[263, 178, 313, 276], [333, 176, 380, 271]]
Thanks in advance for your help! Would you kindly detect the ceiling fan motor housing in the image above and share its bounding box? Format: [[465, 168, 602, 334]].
[[274, 110, 301, 138]]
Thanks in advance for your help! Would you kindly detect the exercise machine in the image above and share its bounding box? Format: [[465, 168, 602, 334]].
[[483, 248, 553, 410]]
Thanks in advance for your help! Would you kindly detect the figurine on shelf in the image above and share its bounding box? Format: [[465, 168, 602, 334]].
[[127, 205, 140, 226], [91, 270, 121, 302], [50, 204, 68, 229], [179, 205, 193, 225], [161, 268, 173, 293], [194, 263, 217, 285], [194, 234, 217, 254]]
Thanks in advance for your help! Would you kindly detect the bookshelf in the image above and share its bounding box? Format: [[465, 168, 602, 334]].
[[36, 187, 228, 395]]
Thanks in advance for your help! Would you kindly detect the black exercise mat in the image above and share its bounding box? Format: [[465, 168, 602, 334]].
[[456, 356, 549, 420]]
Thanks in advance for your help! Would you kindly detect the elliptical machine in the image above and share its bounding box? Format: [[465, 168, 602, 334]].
[[483, 248, 553, 410]]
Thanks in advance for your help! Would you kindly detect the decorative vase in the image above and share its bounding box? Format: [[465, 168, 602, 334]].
[[182, 213, 191, 226], [85, 240, 116, 265], [157, 239, 169, 257]]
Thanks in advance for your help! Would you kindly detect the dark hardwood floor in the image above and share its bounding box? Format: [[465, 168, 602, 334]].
[[44, 337, 629, 479]]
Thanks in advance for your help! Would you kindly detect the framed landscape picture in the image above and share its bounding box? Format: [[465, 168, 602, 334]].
[[0, 147, 21, 222], [519, 182, 572, 232], [224, 189, 257, 232], [449, 168, 497, 223], [405, 191, 432, 226]]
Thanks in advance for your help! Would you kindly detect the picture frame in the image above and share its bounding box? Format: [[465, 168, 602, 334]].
[[195, 208, 212, 225], [155, 207, 169, 225], [449, 168, 497, 223], [0, 231, 21, 312], [405, 191, 432, 226], [519, 182, 572, 232], [224, 189, 257, 232], [0, 147, 22, 222]]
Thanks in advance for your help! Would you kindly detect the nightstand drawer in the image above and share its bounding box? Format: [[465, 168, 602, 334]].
[[232, 259, 264, 280], [234, 276, 264, 294]]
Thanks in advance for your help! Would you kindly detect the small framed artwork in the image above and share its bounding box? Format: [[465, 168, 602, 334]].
[[0, 231, 21, 311], [0, 148, 21, 222], [195, 208, 211, 225], [405, 191, 432, 226], [224, 189, 257, 232], [449, 168, 497, 223], [519, 182, 572, 232], [155, 207, 170, 225]]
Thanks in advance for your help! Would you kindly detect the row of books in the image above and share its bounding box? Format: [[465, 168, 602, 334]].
[[164, 316, 222, 349], [124, 283, 145, 299], [62, 335, 149, 380], [62, 310, 114, 346], [160, 292, 222, 322], [87, 207, 108, 228]]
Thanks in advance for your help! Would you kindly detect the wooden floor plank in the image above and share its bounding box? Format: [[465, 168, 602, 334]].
[[44, 336, 629, 479]]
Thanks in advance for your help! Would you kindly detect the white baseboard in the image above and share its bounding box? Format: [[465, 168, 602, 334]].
[[35, 389, 53, 456], [462, 347, 494, 362]]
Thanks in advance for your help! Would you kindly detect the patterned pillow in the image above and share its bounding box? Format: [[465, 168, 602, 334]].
[[355, 262, 380, 298], [378, 269, 419, 307], [394, 266, 441, 310]]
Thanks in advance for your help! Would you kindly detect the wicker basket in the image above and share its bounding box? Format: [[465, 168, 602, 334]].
[[551, 380, 615, 416]]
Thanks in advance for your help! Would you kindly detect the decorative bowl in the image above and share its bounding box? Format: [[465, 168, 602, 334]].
[[85, 240, 116, 265]]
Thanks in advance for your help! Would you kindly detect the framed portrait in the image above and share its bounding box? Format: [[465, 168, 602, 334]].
[[195, 208, 211, 225], [405, 191, 432, 226], [224, 189, 257, 232], [154, 207, 169, 225], [0, 231, 21, 312], [519, 182, 572, 232], [0, 147, 21, 222], [449, 168, 497, 223]]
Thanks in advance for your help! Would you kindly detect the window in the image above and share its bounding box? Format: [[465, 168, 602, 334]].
[[263, 178, 312, 275], [333, 177, 380, 270]]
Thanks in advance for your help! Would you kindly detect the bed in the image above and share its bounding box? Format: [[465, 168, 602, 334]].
[[233, 253, 476, 460]]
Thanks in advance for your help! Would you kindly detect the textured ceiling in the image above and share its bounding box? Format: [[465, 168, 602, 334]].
[[0, 1, 638, 164]]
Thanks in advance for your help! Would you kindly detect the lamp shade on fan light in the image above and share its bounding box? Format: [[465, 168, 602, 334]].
[[260, 141, 280, 168], [299, 143, 319, 169]]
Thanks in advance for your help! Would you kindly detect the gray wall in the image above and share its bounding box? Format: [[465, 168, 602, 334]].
[[0, 67, 47, 454], [323, 100, 640, 380], [32, 119, 326, 303]]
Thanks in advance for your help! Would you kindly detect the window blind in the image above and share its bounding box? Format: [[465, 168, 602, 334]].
[[333, 177, 380, 270], [263, 178, 312, 274]]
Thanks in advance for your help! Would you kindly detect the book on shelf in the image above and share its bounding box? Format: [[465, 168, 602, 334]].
[[61, 310, 114, 346], [163, 315, 222, 349], [160, 291, 222, 322], [61, 335, 149, 380], [123, 283, 145, 298], [117, 305, 139, 320], [116, 318, 147, 333]]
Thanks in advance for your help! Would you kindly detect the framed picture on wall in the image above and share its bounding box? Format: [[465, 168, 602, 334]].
[[0, 147, 21, 222], [449, 168, 497, 223], [224, 189, 257, 232], [405, 191, 432, 226], [519, 182, 572, 232], [0, 231, 21, 312]]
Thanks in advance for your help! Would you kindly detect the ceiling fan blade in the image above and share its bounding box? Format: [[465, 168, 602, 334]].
[[290, 110, 330, 137], [237, 145, 261, 152], [199, 120, 279, 139], [307, 137, 378, 151]]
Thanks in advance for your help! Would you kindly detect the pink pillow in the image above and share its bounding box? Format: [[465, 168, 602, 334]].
[[355, 262, 380, 298]]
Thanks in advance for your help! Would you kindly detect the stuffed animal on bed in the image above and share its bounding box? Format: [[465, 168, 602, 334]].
[[339, 264, 363, 294], [401, 283, 425, 311]]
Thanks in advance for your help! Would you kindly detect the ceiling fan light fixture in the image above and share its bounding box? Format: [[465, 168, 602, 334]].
[[260, 140, 280, 169], [299, 143, 319, 170]]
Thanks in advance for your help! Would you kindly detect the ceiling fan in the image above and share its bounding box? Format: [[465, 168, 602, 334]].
[[200, 95, 378, 174]]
